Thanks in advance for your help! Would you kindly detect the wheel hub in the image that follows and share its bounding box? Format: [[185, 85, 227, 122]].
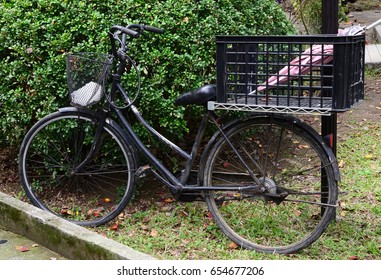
[[258, 177, 277, 194]]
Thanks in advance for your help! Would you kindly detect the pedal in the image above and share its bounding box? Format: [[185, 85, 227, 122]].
[[135, 165, 151, 179]]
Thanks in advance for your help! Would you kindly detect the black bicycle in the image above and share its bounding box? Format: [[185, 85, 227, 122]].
[[18, 24, 341, 254]]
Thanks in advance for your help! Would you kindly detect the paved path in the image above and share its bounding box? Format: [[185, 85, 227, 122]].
[[366, 44, 381, 66], [341, 9, 381, 67], [0, 226, 66, 260]]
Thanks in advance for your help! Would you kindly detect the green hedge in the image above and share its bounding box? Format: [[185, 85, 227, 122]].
[[0, 0, 295, 146]]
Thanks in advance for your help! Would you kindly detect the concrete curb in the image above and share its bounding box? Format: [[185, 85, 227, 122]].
[[0, 192, 155, 260], [375, 26, 381, 43]]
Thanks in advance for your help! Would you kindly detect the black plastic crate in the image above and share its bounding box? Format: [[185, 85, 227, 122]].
[[215, 34, 365, 115]]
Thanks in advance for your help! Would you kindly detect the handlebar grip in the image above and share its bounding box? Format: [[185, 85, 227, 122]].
[[144, 25, 165, 34], [111, 25, 140, 38], [119, 26, 140, 38]]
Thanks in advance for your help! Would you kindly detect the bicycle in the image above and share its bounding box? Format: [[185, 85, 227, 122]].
[[19, 24, 348, 254]]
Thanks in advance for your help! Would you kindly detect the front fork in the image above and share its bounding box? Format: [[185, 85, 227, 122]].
[[72, 110, 108, 173]]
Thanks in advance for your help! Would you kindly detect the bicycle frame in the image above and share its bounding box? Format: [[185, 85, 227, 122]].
[[74, 25, 294, 200], [111, 82, 210, 196]]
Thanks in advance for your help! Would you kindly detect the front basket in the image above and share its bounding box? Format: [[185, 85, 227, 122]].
[[66, 53, 112, 107]]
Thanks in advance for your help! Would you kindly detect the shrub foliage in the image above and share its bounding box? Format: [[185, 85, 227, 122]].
[[0, 0, 295, 146]]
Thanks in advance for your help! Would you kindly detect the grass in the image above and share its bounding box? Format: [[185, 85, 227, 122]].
[[91, 72, 381, 260], [3, 70, 379, 260]]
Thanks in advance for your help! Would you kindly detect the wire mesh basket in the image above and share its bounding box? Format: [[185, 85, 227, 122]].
[[212, 34, 365, 115], [66, 53, 112, 107]]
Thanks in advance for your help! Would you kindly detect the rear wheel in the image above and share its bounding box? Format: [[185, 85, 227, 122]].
[[19, 109, 137, 226], [202, 114, 338, 254]]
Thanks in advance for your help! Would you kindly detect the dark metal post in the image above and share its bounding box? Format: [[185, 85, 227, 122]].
[[321, 0, 339, 217], [321, 0, 339, 154]]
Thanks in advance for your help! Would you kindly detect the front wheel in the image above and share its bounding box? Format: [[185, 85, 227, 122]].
[[19, 109, 138, 227], [202, 114, 338, 254]]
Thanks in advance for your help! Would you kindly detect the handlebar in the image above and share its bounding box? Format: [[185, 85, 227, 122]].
[[110, 24, 164, 38], [109, 24, 164, 58]]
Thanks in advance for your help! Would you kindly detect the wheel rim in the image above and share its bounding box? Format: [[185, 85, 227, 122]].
[[20, 113, 134, 226], [204, 118, 337, 253]]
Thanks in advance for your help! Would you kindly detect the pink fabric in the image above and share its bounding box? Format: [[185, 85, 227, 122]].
[[251, 27, 363, 94], [255, 44, 334, 92]]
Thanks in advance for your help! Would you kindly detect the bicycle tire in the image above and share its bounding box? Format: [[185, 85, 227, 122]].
[[201, 114, 338, 254], [19, 108, 138, 227]]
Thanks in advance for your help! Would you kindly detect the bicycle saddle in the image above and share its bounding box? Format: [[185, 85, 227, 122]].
[[174, 84, 216, 106]]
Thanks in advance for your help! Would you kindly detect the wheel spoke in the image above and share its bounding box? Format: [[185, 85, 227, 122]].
[[204, 115, 338, 254], [19, 111, 136, 226]]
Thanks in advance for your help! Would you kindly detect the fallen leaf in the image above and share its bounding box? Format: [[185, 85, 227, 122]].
[[32, 244, 39, 248], [150, 229, 158, 237], [164, 198, 174, 203], [348, 256, 359, 260], [228, 242, 239, 250], [180, 210, 188, 217], [160, 206, 172, 212], [15, 246, 29, 252], [338, 159, 345, 168], [142, 216, 151, 223], [298, 144, 309, 149], [104, 198, 111, 203], [223, 162, 230, 168], [109, 221, 119, 231], [364, 154, 373, 159], [141, 225, 149, 231]]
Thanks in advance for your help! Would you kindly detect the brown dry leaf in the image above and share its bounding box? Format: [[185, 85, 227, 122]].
[[348, 256, 359, 260], [180, 210, 188, 217], [298, 144, 309, 149], [142, 216, 151, 223], [109, 221, 119, 231], [160, 206, 172, 212], [228, 242, 239, 250], [150, 229, 158, 237], [15, 246, 29, 252], [141, 225, 149, 231]]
